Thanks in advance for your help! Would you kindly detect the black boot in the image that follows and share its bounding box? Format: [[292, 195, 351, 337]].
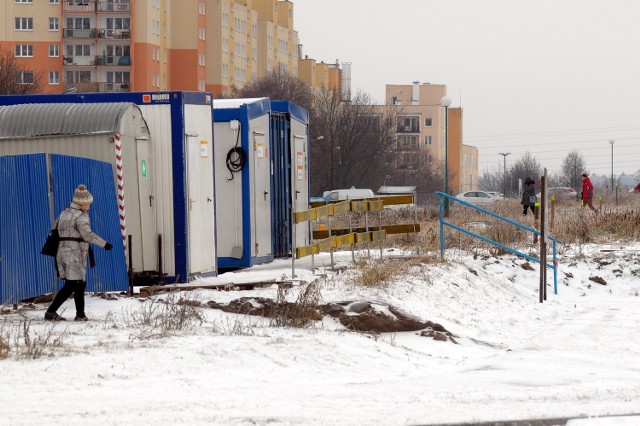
[[73, 281, 87, 319], [46, 279, 75, 319]]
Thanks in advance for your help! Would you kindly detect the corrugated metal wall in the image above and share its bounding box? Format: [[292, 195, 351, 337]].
[[50, 154, 128, 293], [0, 154, 54, 304], [270, 112, 292, 258], [0, 153, 128, 304]]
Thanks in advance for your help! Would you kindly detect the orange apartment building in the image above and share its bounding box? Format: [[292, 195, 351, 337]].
[[0, 0, 301, 95], [384, 82, 478, 194]]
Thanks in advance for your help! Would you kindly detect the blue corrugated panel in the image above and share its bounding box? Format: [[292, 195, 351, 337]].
[[51, 155, 128, 293], [0, 154, 54, 304], [270, 112, 292, 258]]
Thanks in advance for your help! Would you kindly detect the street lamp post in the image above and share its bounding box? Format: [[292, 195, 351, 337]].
[[498, 152, 511, 198], [440, 96, 452, 215], [609, 140, 615, 191]]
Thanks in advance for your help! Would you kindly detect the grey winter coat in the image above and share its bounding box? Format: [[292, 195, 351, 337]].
[[521, 182, 536, 207], [56, 203, 107, 281]]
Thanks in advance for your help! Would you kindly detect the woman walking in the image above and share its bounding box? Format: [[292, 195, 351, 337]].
[[44, 184, 112, 321], [521, 177, 536, 216]]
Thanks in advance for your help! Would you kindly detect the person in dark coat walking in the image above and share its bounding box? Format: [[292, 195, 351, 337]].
[[521, 177, 536, 215], [580, 173, 598, 212], [44, 184, 113, 321]]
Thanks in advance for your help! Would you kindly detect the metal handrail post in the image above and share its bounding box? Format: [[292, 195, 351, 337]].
[[439, 196, 445, 258]]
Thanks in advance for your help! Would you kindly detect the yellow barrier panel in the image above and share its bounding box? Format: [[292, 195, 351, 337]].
[[368, 200, 384, 211], [371, 230, 386, 242], [335, 233, 356, 247], [312, 223, 420, 240], [351, 200, 369, 212], [317, 237, 337, 252], [316, 204, 333, 219], [296, 244, 320, 259], [332, 200, 351, 215], [356, 232, 372, 243], [294, 209, 318, 224]]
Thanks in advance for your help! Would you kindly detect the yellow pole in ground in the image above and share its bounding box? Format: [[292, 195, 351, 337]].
[[549, 195, 555, 231]]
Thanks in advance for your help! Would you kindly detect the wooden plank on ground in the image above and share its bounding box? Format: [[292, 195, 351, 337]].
[[139, 280, 291, 297]]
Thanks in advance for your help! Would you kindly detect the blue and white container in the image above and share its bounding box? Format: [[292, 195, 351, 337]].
[[0, 92, 217, 282]]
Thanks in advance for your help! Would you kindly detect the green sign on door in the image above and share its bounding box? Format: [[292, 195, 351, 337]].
[[141, 160, 147, 177]]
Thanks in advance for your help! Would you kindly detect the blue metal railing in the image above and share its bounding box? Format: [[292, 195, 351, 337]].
[[435, 192, 560, 295]]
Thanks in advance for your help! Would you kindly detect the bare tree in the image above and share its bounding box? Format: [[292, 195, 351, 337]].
[[478, 166, 503, 192], [560, 150, 587, 190], [311, 88, 397, 195], [230, 68, 315, 114], [0, 45, 45, 95], [510, 152, 542, 191]]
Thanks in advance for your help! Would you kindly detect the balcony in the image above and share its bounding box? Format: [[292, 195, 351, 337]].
[[396, 125, 421, 134], [63, 28, 130, 39], [63, 1, 96, 13], [98, 1, 130, 12], [63, 55, 131, 66], [64, 81, 130, 93]]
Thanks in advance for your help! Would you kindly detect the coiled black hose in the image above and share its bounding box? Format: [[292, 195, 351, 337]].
[[226, 126, 246, 181]]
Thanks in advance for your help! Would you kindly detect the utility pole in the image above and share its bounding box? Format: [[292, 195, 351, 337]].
[[498, 152, 510, 198]]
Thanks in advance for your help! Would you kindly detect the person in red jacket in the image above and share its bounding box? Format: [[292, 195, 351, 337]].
[[580, 173, 598, 212]]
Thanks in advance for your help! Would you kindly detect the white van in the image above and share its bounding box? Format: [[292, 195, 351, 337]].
[[322, 188, 374, 201]]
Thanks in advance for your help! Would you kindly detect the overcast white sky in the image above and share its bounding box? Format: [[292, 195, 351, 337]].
[[294, 0, 640, 178]]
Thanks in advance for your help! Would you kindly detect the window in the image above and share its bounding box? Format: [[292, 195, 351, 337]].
[[425, 118, 432, 127], [49, 44, 59, 57], [49, 71, 60, 85], [14, 17, 33, 30], [49, 17, 59, 31], [49, 0, 60, 3], [66, 17, 90, 29], [15, 71, 34, 84], [15, 0, 33, 3], [15, 44, 33, 57], [424, 136, 432, 146], [65, 70, 91, 83], [400, 135, 419, 146], [66, 44, 91, 57]]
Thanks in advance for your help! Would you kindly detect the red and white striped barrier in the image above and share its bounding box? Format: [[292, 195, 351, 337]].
[[114, 133, 127, 254]]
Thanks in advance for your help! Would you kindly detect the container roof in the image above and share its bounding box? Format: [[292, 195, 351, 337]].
[[0, 102, 136, 139]]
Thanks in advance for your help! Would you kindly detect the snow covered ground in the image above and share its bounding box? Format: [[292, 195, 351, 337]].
[[1, 242, 639, 425]]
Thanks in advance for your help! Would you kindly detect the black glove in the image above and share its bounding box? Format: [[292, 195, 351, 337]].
[[104, 242, 113, 251]]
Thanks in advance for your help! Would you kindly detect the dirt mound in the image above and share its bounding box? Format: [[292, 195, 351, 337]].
[[207, 297, 458, 342]]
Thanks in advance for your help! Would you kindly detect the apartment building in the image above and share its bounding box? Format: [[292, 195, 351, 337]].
[[384, 82, 478, 194], [0, 0, 300, 95]]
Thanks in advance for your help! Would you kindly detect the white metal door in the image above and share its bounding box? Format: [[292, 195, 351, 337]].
[[292, 133, 309, 247], [186, 131, 216, 275], [252, 131, 271, 257], [135, 138, 157, 270]]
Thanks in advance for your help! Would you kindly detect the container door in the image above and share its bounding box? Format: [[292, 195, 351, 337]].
[[292, 132, 309, 248], [186, 133, 216, 274], [136, 138, 157, 271], [252, 131, 271, 257]]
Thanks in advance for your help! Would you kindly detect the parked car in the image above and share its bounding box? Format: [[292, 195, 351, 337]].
[[630, 182, 640, 193], [487, 191, 505, 199], [322, 188, 374, 201], [455, 190, 496, 206], [536, 187, 578, 200]]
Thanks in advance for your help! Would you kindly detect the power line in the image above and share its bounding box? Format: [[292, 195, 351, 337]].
[[466, 124, 640, 141]]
